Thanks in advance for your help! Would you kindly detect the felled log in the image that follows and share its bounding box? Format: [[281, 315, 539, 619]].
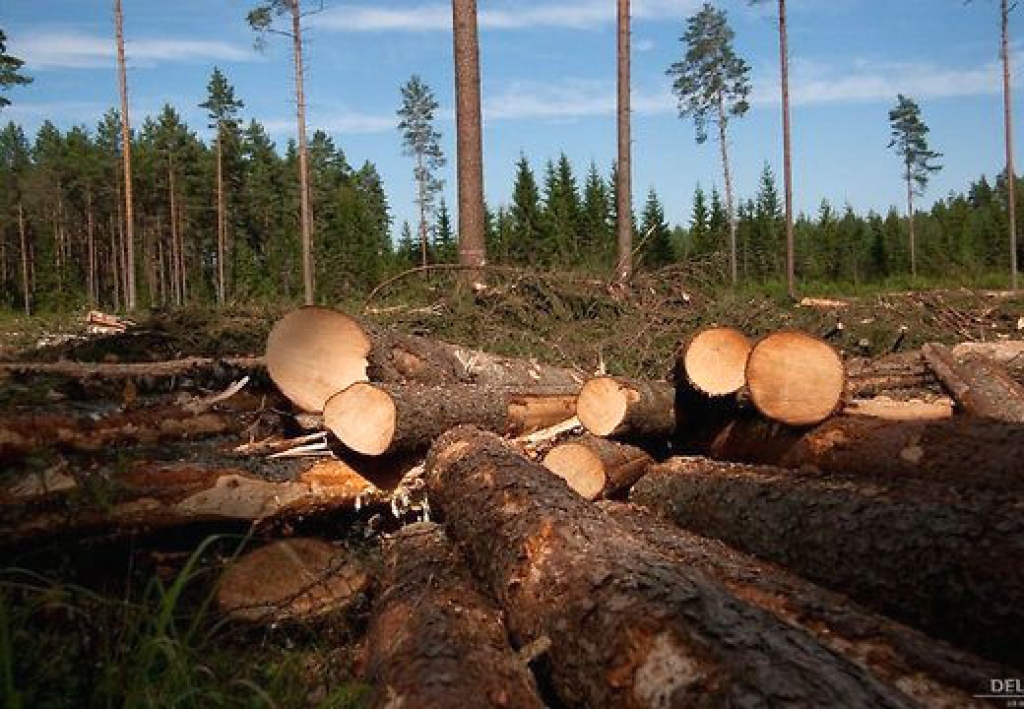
[[601, 501, 1007, 708], [952, 339, 1024, 365], [630, 457, 1024, 667], [265, 306, 584, 412], [674, 326, 751, 397], [745, 330, 845, 426], [217, 538, 370, 624], [323, 382, 577, 456], [0, 458, 385, 545], [704, 413, 1024, 490], [542, 436, 653, 500], [922, 342, 1024, 422], [842, 395, 953, 420], [426, 427, 917, 708], [364, 522, 544, 709], [0, 356, 264, 379], [576, 376, 675, 438]]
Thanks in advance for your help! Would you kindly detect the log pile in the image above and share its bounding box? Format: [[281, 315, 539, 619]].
[[5, 303, 1023, 702]]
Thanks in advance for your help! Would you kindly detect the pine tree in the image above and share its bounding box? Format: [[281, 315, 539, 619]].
[[397, 75, 445, 269], [888, 94, 942, 278], [113, 0, 137, 311], [0, 28, 32, 110], [667, 2, 751, 286]]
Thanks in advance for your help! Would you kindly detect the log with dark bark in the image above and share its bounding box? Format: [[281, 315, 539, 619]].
[[674, 326, 751, 397], [745, 330, 845, 426], [630, 457, 1024, 667], [364, 522, 544, 709], [703, 414, 1024, 490], [542, 435, 653, 500], [601, 501, 1008, 708], [324, 381, 577, 456], [0, 458, 386, 546], [576, 376, 675, 438], [425, 426, 918, 708], [0, 356, 265, 380], [922, 341, 1024, 422]]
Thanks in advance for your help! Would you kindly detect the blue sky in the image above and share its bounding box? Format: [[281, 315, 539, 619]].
[[2, 0, 1021, 236]]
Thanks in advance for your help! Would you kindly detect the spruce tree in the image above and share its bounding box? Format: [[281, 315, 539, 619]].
[[581, 161, 613, 265], [688, 184, 712, 258], [433, 198, 456, 262], [640, 188, 673, 268], [510, 155, 546, 265]]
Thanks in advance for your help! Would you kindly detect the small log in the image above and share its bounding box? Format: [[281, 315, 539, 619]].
[[217, 538, 370, 624], [0, 458, 386, 545], [324, 382, 577, 456], [745, 330, 845, 426], [951, 339, 1024, 365], [542, 436, 653, 500], [704, 415, 1024, 490], [0, 356, 265, 379], [364, 522, 544, 709], [601, 501, 1007, 708], [843, 395, 953, 420], [922, 342, 1024, 422], [426, 426, 917, 708], [674, 327, 751, 397], [630, 457, 1024, 667], [576, 376, 675, 438]]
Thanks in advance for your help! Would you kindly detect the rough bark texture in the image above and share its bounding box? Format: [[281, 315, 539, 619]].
[[922, 342, 1024, 421], [543, 435, 653, 500], [615, 0, 632, 283], [0, 356, 265, 379], [846, 351, 942, 399], [114, 0, 136, 311], [703, 414, 1024, 490], [426, 426, 916, 708], [0, 458, 385, 546], [630, 457, 1024, 667], [291, 0, 315, 304], [577, 377, 676, 438], [1003, 0, 1018, 290], [601, 501, 1008, 708], [364, 522, 544, 709]]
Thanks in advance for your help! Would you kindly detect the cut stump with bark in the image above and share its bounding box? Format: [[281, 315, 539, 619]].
[[542, 436, 653, 500], [745, 330, 845, 426], [217, 538, 369, 624], [675, 326, 751, 397], [364, 522, 544, 709], [630, 456, 1024, 668], [576, 377, 675, 438], [425, 426, 916, 708]]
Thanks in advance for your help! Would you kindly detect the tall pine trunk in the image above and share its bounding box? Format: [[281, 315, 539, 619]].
[[109, 215, 120, 311], [778, 0, 796, 299], [1002, 0, 1018, 290], [452, 0, 487, 283], [18, 203, 30, 317], [289, 0, 314, 305], [717, 98, 738, 286], [906, 157, 916, 277], [215, 131, 226, 305], [87, 188, 96, 307], [114, 0, 136, 311], [416, 153, 429, 268], [168, 155, 181, 307], [615, 0, 632, 284]]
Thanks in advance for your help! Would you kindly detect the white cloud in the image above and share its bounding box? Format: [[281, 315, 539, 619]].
[[264, 109, 397, 136], [484, 79, 674, 121], [310, 0, 699, 33], [11, 31, 253, 69]]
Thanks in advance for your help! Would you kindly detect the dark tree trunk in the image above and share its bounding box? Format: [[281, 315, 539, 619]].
[[778, 0, 797, 300], [114, 0, 136, 311], [18, 202, 29, 317], [630, 457, 1024, 667], [425, 426, 917, 708], [364, 522, 544, 708], [1003, 0, 1018, 290], [290, 0, 314, 304], [615, 0, 632, 284]]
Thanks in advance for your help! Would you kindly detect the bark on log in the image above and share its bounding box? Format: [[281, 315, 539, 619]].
[[324, 381, 577, 456], [0, 458, 385, 546], [601, 501, 1008, 708], [576, 376, 675, 438], [630, 457, 1024, 668], [745, 330, 845, 426], [364, 522, 544, 709], [842, 396, 953, 420], [951, 339, 1024, 365], [673, 327, 751, 397], [542, 435, 653, 500], [704, 414, 1024, 490], [425, 426, 918, 708], [922, 342, 1024, 422], [0, 356, 265, 379]]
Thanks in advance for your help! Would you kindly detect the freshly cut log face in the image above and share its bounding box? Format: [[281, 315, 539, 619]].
[[217, 538, 369, 624], [265, 306, 372, 412], [576, 376, 675, 438], [745, 330, 845, 426], [364, 523, 544, 708], [324, 381, 578, 457], [677, 327, 751, 396], [542, 436, 653, 500]]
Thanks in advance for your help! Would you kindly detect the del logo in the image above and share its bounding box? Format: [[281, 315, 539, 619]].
[[990, 679, 1024, 694]]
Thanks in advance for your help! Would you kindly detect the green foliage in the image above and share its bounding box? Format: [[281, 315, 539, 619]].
[[639, 188, 673, 268], [397, 75, 445, 263], [888, 94, 942, 197], [0, 28, 32, 110], [433, 198, 456, 262]]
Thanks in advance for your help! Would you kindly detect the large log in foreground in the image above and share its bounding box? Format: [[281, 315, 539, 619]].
[[922, 342, 1024, 422], [600, 502, 1006, 708], [364, 522, 544, 709], [426, 427, 915, 708], [630, 457, 1024, 667], [745, 330, 845, 426], [324, 382, 576, 456], [705, 415, 1024, 490], [576, 377, 675, 438], [0, 458, 385, 546]]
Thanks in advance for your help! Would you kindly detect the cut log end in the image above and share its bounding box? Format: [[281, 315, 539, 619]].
[[324, 383, 396, 457], [577, 376, 630, 436], [679, 327, 751, 396], [542, 442, 606, 500], [265, 307, 372, 413], [746, 330, 845, 426]]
